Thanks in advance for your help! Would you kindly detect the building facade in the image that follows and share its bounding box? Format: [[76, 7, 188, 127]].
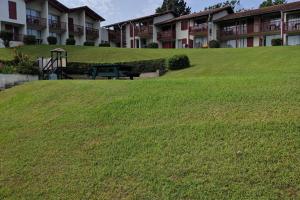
[[0, 0, 107, 46], [106, 1, 300, 48]]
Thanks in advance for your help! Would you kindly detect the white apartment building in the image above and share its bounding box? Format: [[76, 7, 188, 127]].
[[0, 0, 106, 47], [106, 1, 300, 48]]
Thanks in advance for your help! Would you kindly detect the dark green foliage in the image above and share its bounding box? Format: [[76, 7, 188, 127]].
[[205, 0, 240, 10], [209, 40, 220, 48], [156, 0, 191, 16], [47, 36, 57, 45], [0, 31, 13, 47], [66, 59, 166, 75], [271, 38, 283, 46], [66, 38, 76, 45], [14, 50, 39, 75], [23, 35, 37, 45], [167, 55, 190, 70], [84, 41, 95, 46], [0, 64, 15, 74], [147, 42, 159, 48], [99, 43, 111, 47], [260, 0, 287, 8]]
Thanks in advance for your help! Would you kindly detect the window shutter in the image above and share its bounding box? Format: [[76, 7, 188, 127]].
[[8, 1, 17, 20], [181, 21, 188, 30]]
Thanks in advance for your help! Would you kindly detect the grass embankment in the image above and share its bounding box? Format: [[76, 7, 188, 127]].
[[0, 46, 300, 199]]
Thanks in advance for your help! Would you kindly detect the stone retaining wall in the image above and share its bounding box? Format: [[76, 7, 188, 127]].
[[0, 74, 39, 90]]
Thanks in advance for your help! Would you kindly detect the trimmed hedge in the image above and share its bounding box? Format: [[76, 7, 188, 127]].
[[208, 40, 220, 48], [271, 38, 282, 46], [167, 55, 190, 70], [66, 38, 76, 45], [99, 43, 110, 47], [23, 35, 37, 45], [0, 31, 13, 47], [147, 42, 159, 48], [65, 59, 166, 75], [47, 36, 57, 45], [84, 41, 95, 46]]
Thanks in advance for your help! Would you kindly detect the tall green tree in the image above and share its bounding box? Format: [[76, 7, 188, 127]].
[[259, 0, 287, 8], [156, 0, 191, 16], [204, 0, 240, 10]]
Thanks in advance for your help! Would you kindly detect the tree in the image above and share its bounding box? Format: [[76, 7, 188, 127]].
[[259, 0, 287, 8], [204, 0, 240, 10], [156, 0, 191, 16]]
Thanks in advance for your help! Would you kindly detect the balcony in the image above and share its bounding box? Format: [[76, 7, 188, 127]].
[[49, 20, 67, 33], [86, 27, 99, 40], [109, 31, 121, 43], [285, 19, 300, 34], [261, 20, 281, 34], [136, 26, 153, 38], [157, 30, 176, 41], [26, 15, 47, 30], [219, 26, 248, 40], [69, 24, 84, 36], [190, 24, 208, 36]]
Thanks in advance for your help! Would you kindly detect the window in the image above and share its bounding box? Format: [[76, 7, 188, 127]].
[[8, 1, 17, 20], [26, 9, 40, 17], [181, 21, 188, 30], [86, 22, 93, 28], [48, 14, 59, 23], [27, 29, 41, 39]]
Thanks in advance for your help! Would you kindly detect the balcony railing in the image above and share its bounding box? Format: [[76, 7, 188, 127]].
[[49, 20, 67, 33], [261, 21, 281, 33], [285, 19, 300, 33], [219, 26, 248, 38], [26, 15, 47, 30], [69, 24, 84, 36], [86, 27, 99, 40], [190, 24, 208, 36], [136, 26, 153, 38], [157, 30, 176, 41]]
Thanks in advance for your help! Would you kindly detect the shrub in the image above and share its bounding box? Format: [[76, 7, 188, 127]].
[[66, 38, 76, 45], [99, 43, 110, 47], [0, 31, 13, 47], [23, 35, 37, 45], [167, 55, 190, 70], [47, 36, 57, 45], [14, 50, 39, 75], [0, 65, 15, 74], [271, 38, 282, 46], [208, 40, 220, 48], [84, 41, 95, 46], [147, 42, 159, 48]]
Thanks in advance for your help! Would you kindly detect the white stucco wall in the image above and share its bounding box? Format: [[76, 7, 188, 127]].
[[0, 0, 26, 26]]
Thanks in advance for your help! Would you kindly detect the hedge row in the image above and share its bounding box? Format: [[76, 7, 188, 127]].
[[65, 58, 167, 75]]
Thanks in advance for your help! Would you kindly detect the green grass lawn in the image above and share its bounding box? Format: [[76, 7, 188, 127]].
[[0, 46, 300, 199]]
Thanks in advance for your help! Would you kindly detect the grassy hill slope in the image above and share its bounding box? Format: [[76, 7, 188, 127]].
[[0, 46, 300, 199]]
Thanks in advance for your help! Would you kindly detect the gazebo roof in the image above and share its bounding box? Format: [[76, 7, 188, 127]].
[[51, 48, 66, 52]]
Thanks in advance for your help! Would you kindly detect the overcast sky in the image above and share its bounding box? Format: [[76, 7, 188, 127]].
[[59, 0, 298, 25]]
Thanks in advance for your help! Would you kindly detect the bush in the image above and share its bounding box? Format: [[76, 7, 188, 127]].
[[167, 55, 190, 70], [0, 31, 13, 47], [66, 59, 167, 75], [23, 35, 37, 45], [66, 38, 76, 45], [147, 42, 159, 48], [0, 64, 15, 74], [14, 50, 39, 75], [99, 43, 110, 47], [271, 38, 282, 46], [47, 36, 57, 45], [84, 41, 95, 46], [208, 40, 220, 48]]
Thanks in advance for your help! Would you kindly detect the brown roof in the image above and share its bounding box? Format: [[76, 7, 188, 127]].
[[105, 11, 175, 27], [69, 6, 105, 21], [216, 1, 300, 22], [155, 6, 234, 25]]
